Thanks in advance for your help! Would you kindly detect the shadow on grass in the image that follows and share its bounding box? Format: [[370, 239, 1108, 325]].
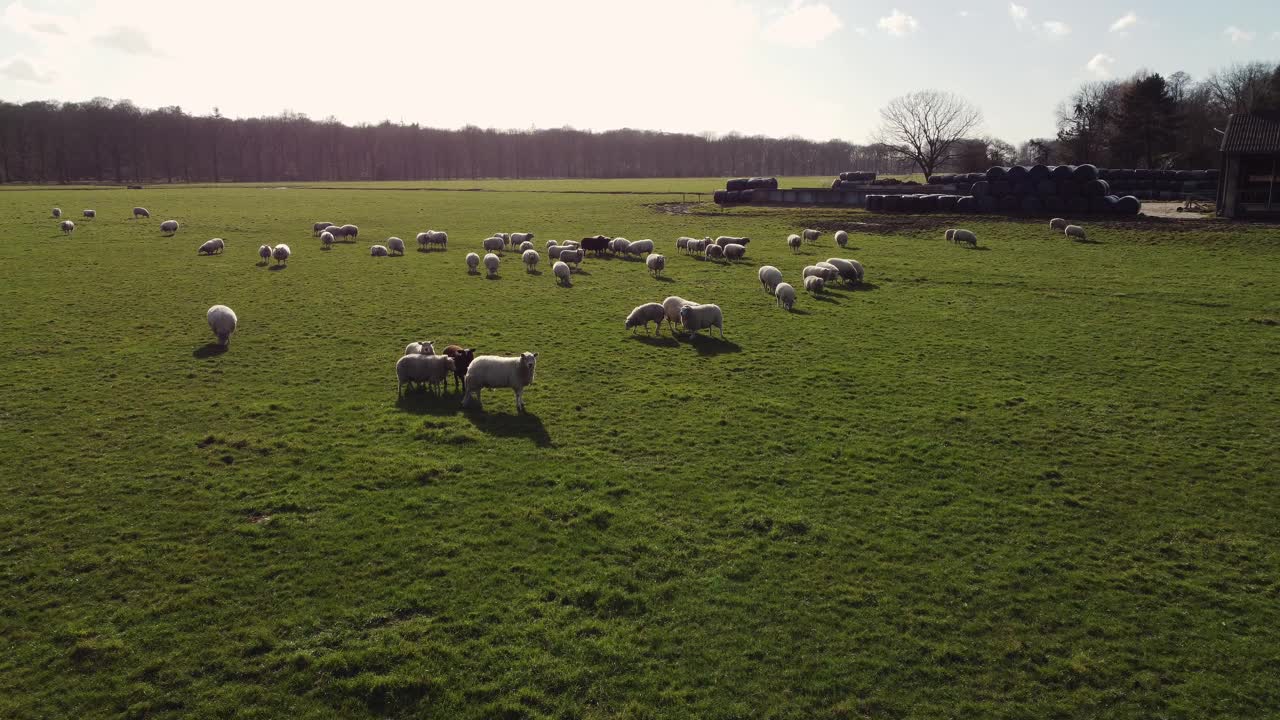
[[1072, 238, 1104, 245], [811, 293, 840, 303], [484, 274, 501, 281], [268, 264, 288, 271], [465, 409, 552, 447], [573, 268, 591, 276], [841, 282, 880, 292], [396, 389, 462, 416], [652, 275, 675, 282], [193, 343, 228, 359], [786, 307, 812, 315], [555, 282, 573, 289], [526, 269, 543, 276], [685, 334, 741, 355], [627, 333, 679, 348], [256, 260, 270, 267], [967, 246, 993, 251]]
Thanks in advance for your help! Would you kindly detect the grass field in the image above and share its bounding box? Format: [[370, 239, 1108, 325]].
[[1, 181, 1277, 719]]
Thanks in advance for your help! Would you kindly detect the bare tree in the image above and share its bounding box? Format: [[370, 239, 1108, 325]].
[[872, 90, 983, 177], [1204, 62, 1276, 115]]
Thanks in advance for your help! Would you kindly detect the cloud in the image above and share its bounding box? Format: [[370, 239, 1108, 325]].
[[1224, 26, 1255, 44], [1086, 53, 1115, 78], [761, 1, 843, 48], [1109, 12, 1138, 33], [877, 9, 918, 36], [93, 26, 164, 56], [1009, 3, 1028, 27], [1042, 21, 1071, 36], [0, 56, 55, 84], [1, 2, 68, 36], [958, 10, 969, 18], [854, 26, 867, 36]]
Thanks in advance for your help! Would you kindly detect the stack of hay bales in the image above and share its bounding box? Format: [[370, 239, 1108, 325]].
[[714, 177, 779, 205], [829, 171, 878, 189], [867, 164, 1145, 216], [1097, 168, 1219, 200]]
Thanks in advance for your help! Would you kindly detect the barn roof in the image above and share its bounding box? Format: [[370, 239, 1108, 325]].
[[1220, 113, 1280, 154]]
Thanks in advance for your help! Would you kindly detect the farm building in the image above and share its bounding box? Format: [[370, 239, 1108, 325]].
[[1217, 112, 1280, 219]]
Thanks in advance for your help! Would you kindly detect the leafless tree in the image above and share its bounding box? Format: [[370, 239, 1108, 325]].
[[1204, 62, 1276, 115], [872, 90, 983, 177]]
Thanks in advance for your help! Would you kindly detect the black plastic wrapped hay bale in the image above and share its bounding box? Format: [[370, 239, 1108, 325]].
[[1050, 165, 1074, 180], [713, 190, 728, 204], [1036, 179, 1056, 196], [938, 195, 960, 212], [883, 194, 903, 212], [1116, 195, 1141, 215], [901, 195, 920, 213], [1007, 165, 1029, 181], [1206, 168, 1220, 179], [1104, 195, 1121, 212], [1059, 179, 1081, 197], [978, 195, 998, 212], [747, 177, 778, 190], [831, 178, 843, 190], [1028, 164, 1051, 183], [1088, 196, 1109, 213], [999, 195, 1020, 211], [725, 190, 741, 202], [725, 178, 749, 191], [956, 196, 977, 212], [739, 190, 754, 202], [1021, 195, 1043, 212], [1012, 181, 1033, 196], [866, 194, 885, 211], [1066, 196, 1088, 214], [1083, 179, 1110, 197], [1134, 169, 1151, 181], [1043, 195, 1065, 212], [971, 180, 991, 197], [992, 180, 1011, 197], [1072, 164, 1099, 182], [1097, 168, 1114, 180], [918, 195, 941, 213], [986, 166, 1008, 181]]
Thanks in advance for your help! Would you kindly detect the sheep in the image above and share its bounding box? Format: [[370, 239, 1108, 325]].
[[715, 236, 748, 247], [687, 239, 708, 255], [371, 244, 390, 257], [581, 235, 610, 255], [952, 229, 978, 248], [416, 232, 431, 250], [461, 352, 537, 412], [627, 239, 655, 256], [519, 241, 534, 252], [272, 244, 291, 265], [314, 221, 333, 236], [775, 282, 796, 311], [52, 208, 61, 218], [834, 230, 848, 247], [625, 302, 667, 334], [198, 238, 225, 255], [661, 295, 694, 332], [483, 252, 500, 277], [258, 244, 272, 263], [1064, 224, 1087, 241], [523, 249, 540, 272], [548, 244, 567, 259], [546, 239, 558, 250], [328, 225, 349, 241], [206, 305, 238, 346], [60, 220, 75, 235], [552, 260, 571, 286], [405, 341, 435, 355], [509, 232, 534, 246], [803, 265, 831, 283], [646, 253, 666, 276], [705, 244, 725, 260], [612, 238, 632, 255], [815, 261, 842, 280], [466, 252, 480, 273], [482, 236, 505, 253], [132, 207, 150, 219], [676, 236, 691, 252], [442, 345, 476, 391], [560, 248, 585, 269], [387, 237, 406, 255], [758, 265, 783, 292], [825, 258, 865, 285], [804, 275, 825, 294], [945, 229, 957, 242], [340, 224, 359, 240], [425, 230, 448, 249], [802, 229, 820, 242], [679, 303, 724, 339], [160, 220, 179, 236], [787, 234, 802, 252], [1049, 217, 1068, 232], [396, 353, 455, 397], [82, 209, 96, 219], [496, 233, 510, 244], [723, 243, 746, 261], [321, 231, 335, 249], [561, 240, 579, 250]]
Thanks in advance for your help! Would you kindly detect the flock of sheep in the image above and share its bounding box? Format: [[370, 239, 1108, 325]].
[[941, 217, 1088, 247]]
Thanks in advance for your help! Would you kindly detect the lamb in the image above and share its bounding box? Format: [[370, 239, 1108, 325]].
[[198, 238, 225, 255], [523, 249, 540, 272], [482, 236, 505, 253], [834, 230, 848, 248], [952, 229, 977, 248], [461, 352, 537, 412], [787, 234, 802, 252], [466, 252, 480, 273], [1064, 224, 1087, 241], [405, 341, 435, 355], [804, 265, 837, 283], [60, 220, 75, 235], [775, 282, 796, 311], [758, 265, 783, 292], [442, 345, 476, 391], [509, 232, 534, 245], [519, 241, 534, 252], [370, 244, 390, 257], [206, 305, 238, 346], [272, 244, 291, 265], [824, 258, 865, 285], [160, 220, 179, 236], [1049, 217, 1068, 232], [627, 239, 655, 256], [258, 244, 272, 263], [83, 209, 96, 219], [646, 253, 666, 276], [396, 353, 455, 397], [340, 224, 359, 240], [552, 260, 571, 286], [52, 208, 61, 218], [483, 253, 500, 277], [386, 237, 406, 255], [314, 221, 333, 236], [804, 275, 825, 294], [802, 229, 820, 242], [133, 207, 150, 219], [661, 295, 694, 332], [625, 302, 667, 334], [715, 236, 749, 247], [705, 244, 725, 260], [678, 303, 724, 339], [321, 231, 335, 249], [723, 243, 746, 260]]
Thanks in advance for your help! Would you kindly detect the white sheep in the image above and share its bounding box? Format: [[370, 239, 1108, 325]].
[[627, 239, 655, 256], [546, 240, 558, 250], [371, 244, 390, 257], [548, 244, 566, 259], [258, 244, 272, 262], [625, 303, 667, 334], [1065, 224, 1087, 241], [416, 232, 431, 250], [482, 236, 505, 253], [483, 252, 500, 277], [804, 265, 836, 283], [804, 275, 825, 294], [646, 253, 666, 276], [519, 241, 534, 252], [561, 240, 579, 250], [386, 237, 405, 255], [952, 229, 977, 248], [945, 229, 957, 242], [775, 282, 796, 311], [802, 229, 820, 242], [523, 249, 540, 272], [834, 230, 848, 247], [552, 260, 571, 286], [825, 258, 865, 284], [314, 221, 333, 236], [815, 261, 841, 279], [206, 305, 238, 346], [559, 248, 585, 269], [758, 265, 783, 292], [321, 231, 335, 249], [715, 236, 748, 247], [679, 303, 724, 339], [466, 252, 480, 273], [340, 224, 359, 240], [676, 237, 692, 252], [705, 244, 724, 260], [1049, 217, 1068, 232], [787, 234, 801, 252], [328, 225, 349, 241], [425, 230, 447, 249], [396, 353, 454, 397], [83, 209, 96, 219], [461, 352, 537, 412], [613, 238, 632, 255], [723, 243, 746, 260], [661, 296, 694, 332], [405, 341, 435, 355], [272, 244, 291, 265], [509, 232, 534, 245], [687, 239, 707, 255], [133, 207, 150, 219], [160, 220, 179, 236], [198, 238, 225, 255], [52, 208, 62, 218], [60, 220, 75, 235]]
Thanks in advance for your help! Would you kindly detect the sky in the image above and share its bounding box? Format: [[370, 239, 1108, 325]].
[[1, 0, 1278, 144]]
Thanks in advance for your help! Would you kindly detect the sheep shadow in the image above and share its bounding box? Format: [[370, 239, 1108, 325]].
[[484, 274, 501, 281], [193, 343, 228, 359], [464, 410, 552, 447], [684, 334, 741, 355], [786, 307, 813, 316], [844, 282, 880, 292], [526, 269, 543, 276], [811, 293, 840, 304], [627, 333, 679, 348], [556, 282, 573, 289], [965, 246, 993, 251], [572, 268, 591, 276], [652, 275, 675, 282], [267, 265, 288, 271], [396, 389, 463, 416], [256, 260, 270, 267], [1072, 238, 1103, 245]]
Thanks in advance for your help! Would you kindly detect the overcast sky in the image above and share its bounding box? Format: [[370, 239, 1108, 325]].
[[1, 0, 1278, 144]]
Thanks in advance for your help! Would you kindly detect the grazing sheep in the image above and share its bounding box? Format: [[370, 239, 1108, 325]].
[[546, 239, 558, 250], [705, 244, 725, 260], [1049, 217, 1068, 232], [815, 261, 841, 278], [483, 253, 500, 277], [396, 353, 455, 397], [405, 341, 435, 355], [328, 225, 349, 241], [314, 221, 333, 236], [687, 239, 708, 255], [802, 229, 821, 242], [198, 238, 225, 255], [60, 220, 75, 235], [461, 352, 538, 412], [321, 231, 335, 249], [679, 303, 724, 339], [661, 295, 694, 332], [160, 220, 179, 236], [371, 244, 390, 257], [945, 229, 957, 242], [559, 248, 585, 269], [787, 234, 802, 252], [466, 252, 480, 273], [496, 233, 510, 244], [804, 275, 825, 294], [133, 207, 150, 219], [258, 244, 272, 262], [482, 236, 505, 253], [758, 265, 783, 292], [552, 260, 571, 286], [612, 238, 632, 255], [82, 209, 96, 219], [952, 230, 978, 248], [715, 236, 749, 247], [417, 232, 431, 250], [425, 230, 448, 249], [523, 249, 540, 272], [509, 232, 534, 245], [206, 305, 238, 346], [52, 208, 62, 218], [825, 258, 865, 285], [646, 253, 666, 276], [627, 239, 655, 256], [519, 241, 534, 252], [341, 224, 359, 240], [561, 241, 579, 250], [723, 243, 746, 260], [775, 282, 796, 310], [676, 236, 691, 252], [580, 235, 610, 255], [834, 230, 848, 247], [548, 244, 567, 259], [272, 244, 291, 265], [804, 265, 836, 283], [625, 302, 667, 334], [387, 237, 405, 255], [1064, 224, 1087, 241], [442, 345, 476, 390]]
